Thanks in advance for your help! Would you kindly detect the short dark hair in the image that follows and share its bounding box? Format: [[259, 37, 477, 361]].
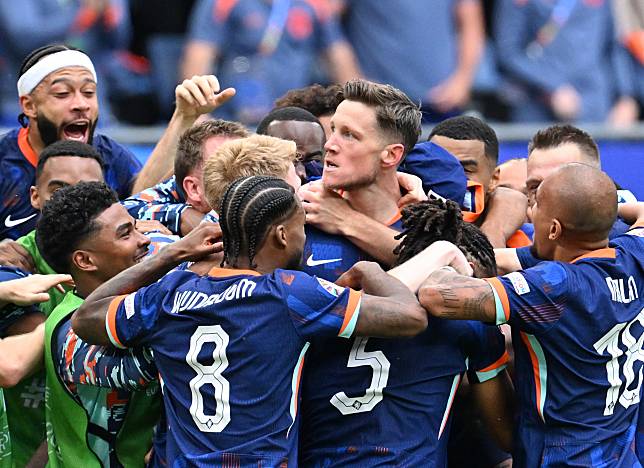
[[219, 175, 298, 268], [527, 124, 600, 166], [256, 106, 323, 135], [175, 119, 249, 191], [274, 83, 343, 118], [18, 44, 79, 127], [428, 116, 499, 165], [36, 181, 117, 273], [36, 140, 104, 182], [393, 199, 497, 277], [341, 79, 422, 156]]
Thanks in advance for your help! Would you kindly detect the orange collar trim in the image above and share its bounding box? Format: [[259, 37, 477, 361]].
[[207, 267, 261, 277], [18, 127, 38, 168], [571, 248, 616, 263], [385, 211, 402, 226]]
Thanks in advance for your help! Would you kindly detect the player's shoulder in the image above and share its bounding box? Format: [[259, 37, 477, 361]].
[[93, 133, 136, 161]]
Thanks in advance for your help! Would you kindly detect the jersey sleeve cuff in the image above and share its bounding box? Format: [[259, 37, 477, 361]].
[[105, 295, 128, 349], [484, 278, 510, 325], [475, 350, 509, 383], [338, 290, 362, 339]]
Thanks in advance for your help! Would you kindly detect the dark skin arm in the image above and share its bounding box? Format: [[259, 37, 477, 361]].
[[472, 369, 515, 452], [0, 239, 35, 272], [72, 224, 222, 345], [336, 261, 428, 337], [417, 267, 497, 322], [479, 187, 528, 248]]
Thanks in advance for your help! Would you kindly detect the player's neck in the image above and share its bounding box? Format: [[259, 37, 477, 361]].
[[73, 274, 100, 299], [26, 125, 46, 156], [344, 173, 401, 224], [552, 238, 610, 263]]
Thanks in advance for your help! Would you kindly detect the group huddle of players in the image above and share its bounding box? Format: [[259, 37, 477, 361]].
[[0, 43, 642, 468]]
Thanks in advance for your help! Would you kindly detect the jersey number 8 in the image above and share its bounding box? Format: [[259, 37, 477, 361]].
[[187, 325, 231, 432]]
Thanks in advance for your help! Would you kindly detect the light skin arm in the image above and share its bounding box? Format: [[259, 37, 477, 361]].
[[618, 202, 644, 227], [388, 241, 473, 294], [0, 274, 73, 308], [418, 267, 496, 322], [479, 187, 528, 248], [471, 369, 515, 452], [0, 322, 45, 387], [336, 261, 428, 338], [72, 224, 222, 345], [299, 182, 400, 266], [494, 248, 522, 275], [131, 75, 235, 194], [428, 0, 484, 111]]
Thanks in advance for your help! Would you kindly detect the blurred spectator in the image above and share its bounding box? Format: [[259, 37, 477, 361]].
[[181, 0, 360, 125], [494, 0, 635, 124], [341, 0, 486, 121], [0, 0, 131, 124], [611, 0, 644, 125], [127, 0, 196, 120]]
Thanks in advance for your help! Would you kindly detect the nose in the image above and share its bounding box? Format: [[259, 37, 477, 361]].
[[71, 90, 91, 112], [138, 231, 151, 249], [324, 135, 337, 153]]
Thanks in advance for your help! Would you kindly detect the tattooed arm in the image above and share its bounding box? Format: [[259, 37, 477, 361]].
[[417, 267, 496, 322]]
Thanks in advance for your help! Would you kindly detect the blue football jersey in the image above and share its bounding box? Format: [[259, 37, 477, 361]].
[[302, 215, 403, 281], [488, 226, 644, 467], [0, 128, 141, 240], [106, 266, 362, 467], [299, 319, 508, 467]]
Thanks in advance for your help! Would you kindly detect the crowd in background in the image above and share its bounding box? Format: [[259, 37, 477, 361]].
[[1, 0, 643, 127]]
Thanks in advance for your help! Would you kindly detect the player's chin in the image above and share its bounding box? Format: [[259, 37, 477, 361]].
[[134, 250, 149, 264]]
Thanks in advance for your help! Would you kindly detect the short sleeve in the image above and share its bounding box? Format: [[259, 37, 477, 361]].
[[276, 270, 362, 340], [485, 262, 570, 334], [106, 278, 171, 348], [464, 323, 509, 384]]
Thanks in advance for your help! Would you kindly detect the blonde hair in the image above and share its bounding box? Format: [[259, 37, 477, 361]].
[[203, 134, 297, 211]]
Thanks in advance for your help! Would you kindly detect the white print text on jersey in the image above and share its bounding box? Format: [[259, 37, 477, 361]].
[[605, 276, 639, 304], [171, 279, 257, 314]]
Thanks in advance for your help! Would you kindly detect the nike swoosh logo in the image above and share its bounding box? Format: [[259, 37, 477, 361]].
[[306, 255, 342, 267], [4, 213, 37, 228]]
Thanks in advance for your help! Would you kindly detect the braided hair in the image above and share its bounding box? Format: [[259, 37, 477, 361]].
[[393, 199, 497, 277], [219, 175, 299, 268]]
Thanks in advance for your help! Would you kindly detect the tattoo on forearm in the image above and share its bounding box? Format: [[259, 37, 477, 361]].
[[426, 279, 495, 322]]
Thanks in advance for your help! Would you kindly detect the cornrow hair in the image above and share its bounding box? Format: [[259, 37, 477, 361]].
[[393, 199, 497, 277], [218, 175, 298, 268]]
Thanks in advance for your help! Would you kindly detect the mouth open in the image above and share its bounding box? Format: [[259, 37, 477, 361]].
[[62, 121, 89, 142], [135, 250, 148, 263], [325, 160, 339, 170]]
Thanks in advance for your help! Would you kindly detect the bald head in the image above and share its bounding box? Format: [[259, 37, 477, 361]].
[[539, 163, 616, 241]]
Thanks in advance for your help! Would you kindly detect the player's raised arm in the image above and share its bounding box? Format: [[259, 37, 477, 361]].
[[417, 267, 497, 323], [72, 223, 222, 345], [336, 261, 428, 337]]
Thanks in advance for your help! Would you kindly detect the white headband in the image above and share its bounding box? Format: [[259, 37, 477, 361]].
[[17, 50, 97, 97]]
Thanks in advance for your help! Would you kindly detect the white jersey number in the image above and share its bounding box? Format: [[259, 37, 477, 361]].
[[330, 337, 390, 415], [186, 325, 231, 432], [594, 307, 644, 416]]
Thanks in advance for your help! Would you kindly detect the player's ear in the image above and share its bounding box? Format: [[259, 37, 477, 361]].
[[381, 143, 405, 168], [549, 218, 563, 241], [29, 186, 41, 210], [274, 224, 288, 249], [489, 167, 501, 192], [72, 249, 98, 273]]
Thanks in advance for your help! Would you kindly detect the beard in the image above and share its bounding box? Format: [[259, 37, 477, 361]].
[[36, 111, 98, 146], [323, 167, 378, 192]]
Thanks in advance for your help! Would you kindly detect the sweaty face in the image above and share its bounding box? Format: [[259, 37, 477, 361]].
[[77, 204, 151, 282], [29, 67, 99, 145], [430, 135, 494, 192], [526, 143, 585, 210], [322, 100, 385, 191], [31, 156, 103, 210]]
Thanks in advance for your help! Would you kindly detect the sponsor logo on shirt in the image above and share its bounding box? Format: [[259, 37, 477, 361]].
[[4, 213, 37, 228], [317, 277, 345, 297], [170, 278, 257, 314], [505, 272, 531, 295], [306, 254, 342, 267]]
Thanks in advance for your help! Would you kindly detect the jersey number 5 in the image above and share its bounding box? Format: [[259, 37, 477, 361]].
[[187, 325, 231, 432], [330, 337, 391, 415]]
